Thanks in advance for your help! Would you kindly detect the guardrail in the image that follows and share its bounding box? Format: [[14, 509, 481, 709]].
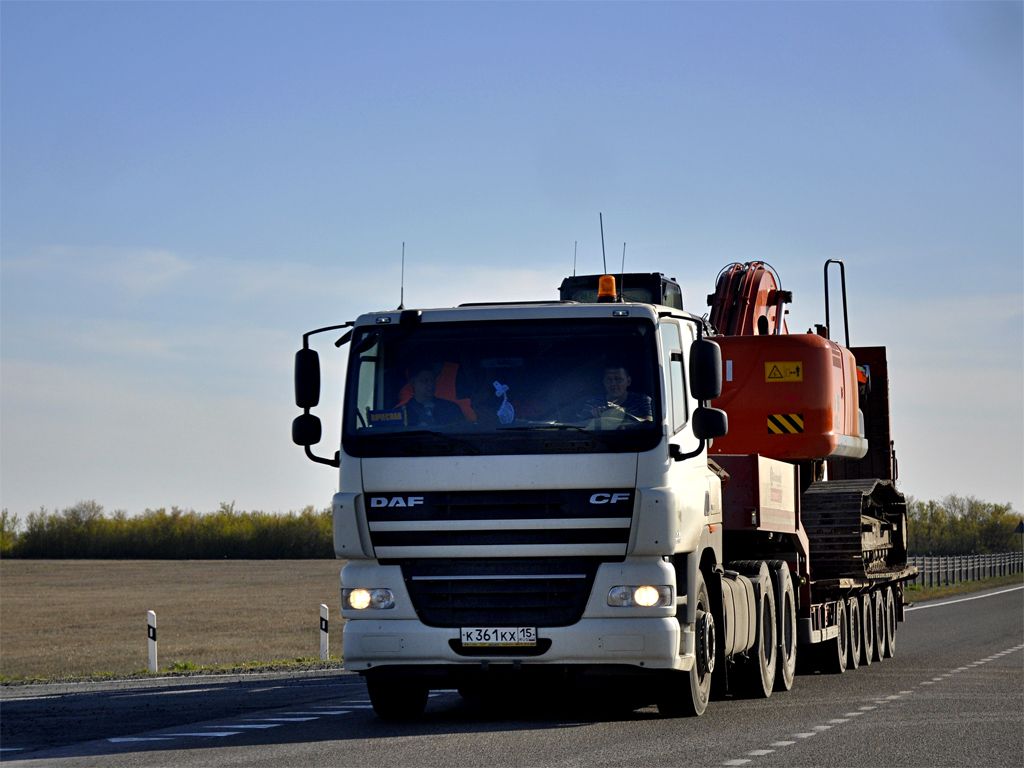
[[909, 552, 1024, 588]]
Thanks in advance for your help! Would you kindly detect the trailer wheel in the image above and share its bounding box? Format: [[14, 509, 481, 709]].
[[366, 676, 429, 720], [660, 570, 713, 717], [846, 597, 860, 670], [872, 590, 886, 663], [883, 586, 897, 658], [768, 561, 797, 692], [821, 598, 847, 674], [859, 594, 874, 666]]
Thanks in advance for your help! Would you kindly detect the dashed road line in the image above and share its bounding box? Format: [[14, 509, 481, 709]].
[[161, 733, 241, 741], [720, 642, 1023, 766]]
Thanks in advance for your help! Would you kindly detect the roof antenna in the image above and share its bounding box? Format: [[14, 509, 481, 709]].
[[599, 213, 607, 273], [398, 242, 405, 310], [620, 242, 626, 301], [573, 240, 578, 277]]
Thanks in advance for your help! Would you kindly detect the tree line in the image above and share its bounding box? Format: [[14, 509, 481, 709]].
[[907, 494, 1021, 556], [1, 494, 1020, 559], [0, 501, 333, 559]]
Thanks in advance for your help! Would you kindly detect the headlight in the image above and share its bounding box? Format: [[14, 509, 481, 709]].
[[343, 588, 395, 610], [608, 585, 672, 608]]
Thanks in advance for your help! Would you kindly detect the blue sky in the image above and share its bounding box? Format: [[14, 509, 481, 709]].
[[2, 1, 1021, 517]]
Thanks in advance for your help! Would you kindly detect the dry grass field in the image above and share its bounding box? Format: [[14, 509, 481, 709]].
[[0, 559, 346, 680]]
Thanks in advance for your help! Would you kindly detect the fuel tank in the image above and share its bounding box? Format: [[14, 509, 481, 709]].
[[710, 334, 866, 461]]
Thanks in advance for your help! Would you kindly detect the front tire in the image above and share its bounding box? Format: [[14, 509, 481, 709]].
[[659, 570, 714, 717]]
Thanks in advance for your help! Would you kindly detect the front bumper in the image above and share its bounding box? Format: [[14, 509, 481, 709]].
[[342, 616, 692, 673]]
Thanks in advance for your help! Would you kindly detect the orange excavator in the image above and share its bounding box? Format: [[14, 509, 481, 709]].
[[707, 260, 908, 583]]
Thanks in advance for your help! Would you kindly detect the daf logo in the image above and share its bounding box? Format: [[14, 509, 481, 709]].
[[590, 492, 631, 504], [369, 496, 424, 508]]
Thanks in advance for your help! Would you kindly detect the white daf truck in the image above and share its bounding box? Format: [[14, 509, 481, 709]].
[[293, 268, 911, 718]]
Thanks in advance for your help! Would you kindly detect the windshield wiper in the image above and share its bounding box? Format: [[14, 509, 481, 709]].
[[500, 424, 588, 432]]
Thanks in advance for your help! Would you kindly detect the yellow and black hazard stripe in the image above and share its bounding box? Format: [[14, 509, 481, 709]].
[[767, 414, 804, 434]]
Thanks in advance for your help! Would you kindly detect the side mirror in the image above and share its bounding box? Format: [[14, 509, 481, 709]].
[[292, 413, 323, 446], [294, 349, 321, 408], [689, 339, 723, 401], [692, 406, 728, 440]]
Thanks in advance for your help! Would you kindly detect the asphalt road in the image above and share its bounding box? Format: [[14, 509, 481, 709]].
[[2, 585, 1021, 767]]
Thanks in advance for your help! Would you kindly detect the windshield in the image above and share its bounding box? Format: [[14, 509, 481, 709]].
[[342, 317, 661, 457]]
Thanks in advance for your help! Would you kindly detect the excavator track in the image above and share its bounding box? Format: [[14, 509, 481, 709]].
[[801, 479, 908, 581]]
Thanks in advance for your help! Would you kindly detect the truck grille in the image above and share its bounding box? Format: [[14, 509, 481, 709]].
[[400, 558, 606, 627], [366, 488, 634, 559]]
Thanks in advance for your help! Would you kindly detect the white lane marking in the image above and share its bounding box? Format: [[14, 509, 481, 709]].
[[723, 760, 751, 766], [0, 748, 27, 752], [845, 712, 864, 717], [166, 732, 241, 737], [243, 717, 317, 722], [794, 733, 817, 739], [204, 724, 281, 729], [108, 737, 176, 743], [859, 706, 877, 710], [747, 750, 775, 756], [905, 585, 1024, 611], [812, 725, 832, 731], [282, 711, 349, 715]]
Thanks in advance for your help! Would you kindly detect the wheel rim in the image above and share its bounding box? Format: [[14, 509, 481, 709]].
[[697, 608, 715, 676]]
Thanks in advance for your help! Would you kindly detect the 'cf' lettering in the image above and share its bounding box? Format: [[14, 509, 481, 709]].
[[590, 493, 631, 504]]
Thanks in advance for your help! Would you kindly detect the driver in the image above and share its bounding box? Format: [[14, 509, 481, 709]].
[[578, 365, 652, 422]]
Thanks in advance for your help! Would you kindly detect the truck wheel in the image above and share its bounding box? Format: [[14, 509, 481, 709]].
[[660, 570, 713, 717], [859, 594, 874, 666], [846, 597, 860, 670], [768, 561, 797, 692], [822, 598, 847, 674], [737, 563, 777, 697], [883, 586, 897, 658], [366, 676, 429, 720], [872, 590, 886, 662]]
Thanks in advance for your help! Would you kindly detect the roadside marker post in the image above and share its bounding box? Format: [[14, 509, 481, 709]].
[[147, 610, 158, 672], [320, 604, 329, 660]]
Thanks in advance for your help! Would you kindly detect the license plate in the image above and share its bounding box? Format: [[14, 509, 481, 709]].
[[460, 627, 537, 646]]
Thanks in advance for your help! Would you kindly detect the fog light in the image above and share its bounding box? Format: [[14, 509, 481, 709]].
[[343, 588, 394, 610]]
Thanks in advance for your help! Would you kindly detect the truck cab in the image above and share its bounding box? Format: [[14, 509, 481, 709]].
[[295, 287, 730, 717]]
